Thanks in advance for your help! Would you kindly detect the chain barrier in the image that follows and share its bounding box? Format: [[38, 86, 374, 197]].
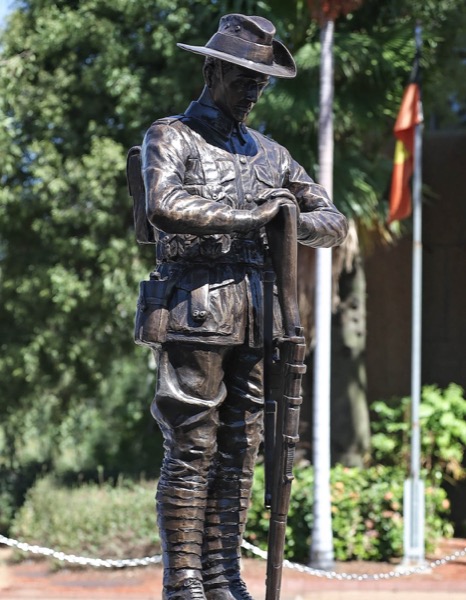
[[1, 533, 466, 579], [0, 534, 162, 568], [241, 539, 466, 580]]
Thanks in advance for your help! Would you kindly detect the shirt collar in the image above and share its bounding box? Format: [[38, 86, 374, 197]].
[[184, 87, 249, 143]]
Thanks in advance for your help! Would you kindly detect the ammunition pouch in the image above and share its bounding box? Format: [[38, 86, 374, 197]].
[[134, 273, 174, 346]]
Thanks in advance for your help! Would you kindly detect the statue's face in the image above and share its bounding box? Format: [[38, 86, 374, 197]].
[[210, 63, 270, 123]]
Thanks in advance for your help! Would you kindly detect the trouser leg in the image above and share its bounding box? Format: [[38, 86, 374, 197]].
[[202, 346, 263, 600], [152, 344, 226, 596]]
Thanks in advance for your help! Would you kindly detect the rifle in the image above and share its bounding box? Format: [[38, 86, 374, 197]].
[[264, 204, 307, 600]]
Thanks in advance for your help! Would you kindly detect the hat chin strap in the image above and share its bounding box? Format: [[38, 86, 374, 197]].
[[207, 63, 235, 123]]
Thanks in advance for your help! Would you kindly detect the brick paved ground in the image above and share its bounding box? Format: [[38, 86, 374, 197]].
[[1, 538, 466, 599]]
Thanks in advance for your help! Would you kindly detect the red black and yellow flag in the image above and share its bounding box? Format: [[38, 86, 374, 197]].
[[388, 62, 423, 223]]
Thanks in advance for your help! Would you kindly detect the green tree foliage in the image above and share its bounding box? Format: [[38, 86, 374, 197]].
[[0, 0, 225, 474], [249, 0, 466, 227]]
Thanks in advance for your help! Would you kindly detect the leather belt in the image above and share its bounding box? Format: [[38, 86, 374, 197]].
[[160, 237, 266, 266]]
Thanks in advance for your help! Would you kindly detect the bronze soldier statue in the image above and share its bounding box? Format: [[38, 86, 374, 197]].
[[131, 13, 347, 600]]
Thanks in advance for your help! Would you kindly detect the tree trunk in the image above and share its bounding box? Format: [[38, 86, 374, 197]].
[[299, 224, 371, 468], [330, 235, 370, 467]]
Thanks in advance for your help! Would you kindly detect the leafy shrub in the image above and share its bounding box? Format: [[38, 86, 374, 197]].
[[10, 476, 160, 565], [371, 384, 466, 481], [0, 461, 47, 534], [245, 463, 453, 563], [9, 466, 453, 566]]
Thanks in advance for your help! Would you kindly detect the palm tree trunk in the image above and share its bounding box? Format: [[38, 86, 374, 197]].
[[310, 16, 335, 570]]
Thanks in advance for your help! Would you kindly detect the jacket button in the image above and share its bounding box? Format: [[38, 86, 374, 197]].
[[240, 156, 247, 164], [245, 194, 253, 202]]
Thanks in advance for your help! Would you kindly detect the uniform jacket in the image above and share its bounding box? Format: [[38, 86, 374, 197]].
[[141, 89, 348, 346]]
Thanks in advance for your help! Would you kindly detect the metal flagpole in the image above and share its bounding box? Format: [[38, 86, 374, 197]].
[[403, 23, 425, 566]]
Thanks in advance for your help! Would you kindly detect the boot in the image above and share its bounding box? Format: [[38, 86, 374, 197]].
[[153, 386, 221, 600], [163, 575, 206, 600], [157, 483, 208, 600], [202, 406, 262, 600], [202, 535, 254, 600], [203, 562, 254, 600], [202, 492, 253, 600]]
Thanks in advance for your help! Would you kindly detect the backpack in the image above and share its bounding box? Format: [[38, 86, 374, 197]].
[[126, 145, 157, 244]]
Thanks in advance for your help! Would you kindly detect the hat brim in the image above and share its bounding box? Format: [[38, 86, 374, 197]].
[[177, 39, 296, 79]]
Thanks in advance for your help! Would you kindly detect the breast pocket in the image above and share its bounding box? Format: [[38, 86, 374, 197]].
[[183, 157, 206, 197], [184, 158, 205, 185], [217, 160, 236, 184], [204, 160, 237, 205], [254, 163, 278, 189]]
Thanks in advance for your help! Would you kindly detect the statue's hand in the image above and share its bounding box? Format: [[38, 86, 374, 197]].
[[256, 188, 300, 214], [236, 190, 298, 232], [250, 197, 281, 226], [250, 194, 297, 228]]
